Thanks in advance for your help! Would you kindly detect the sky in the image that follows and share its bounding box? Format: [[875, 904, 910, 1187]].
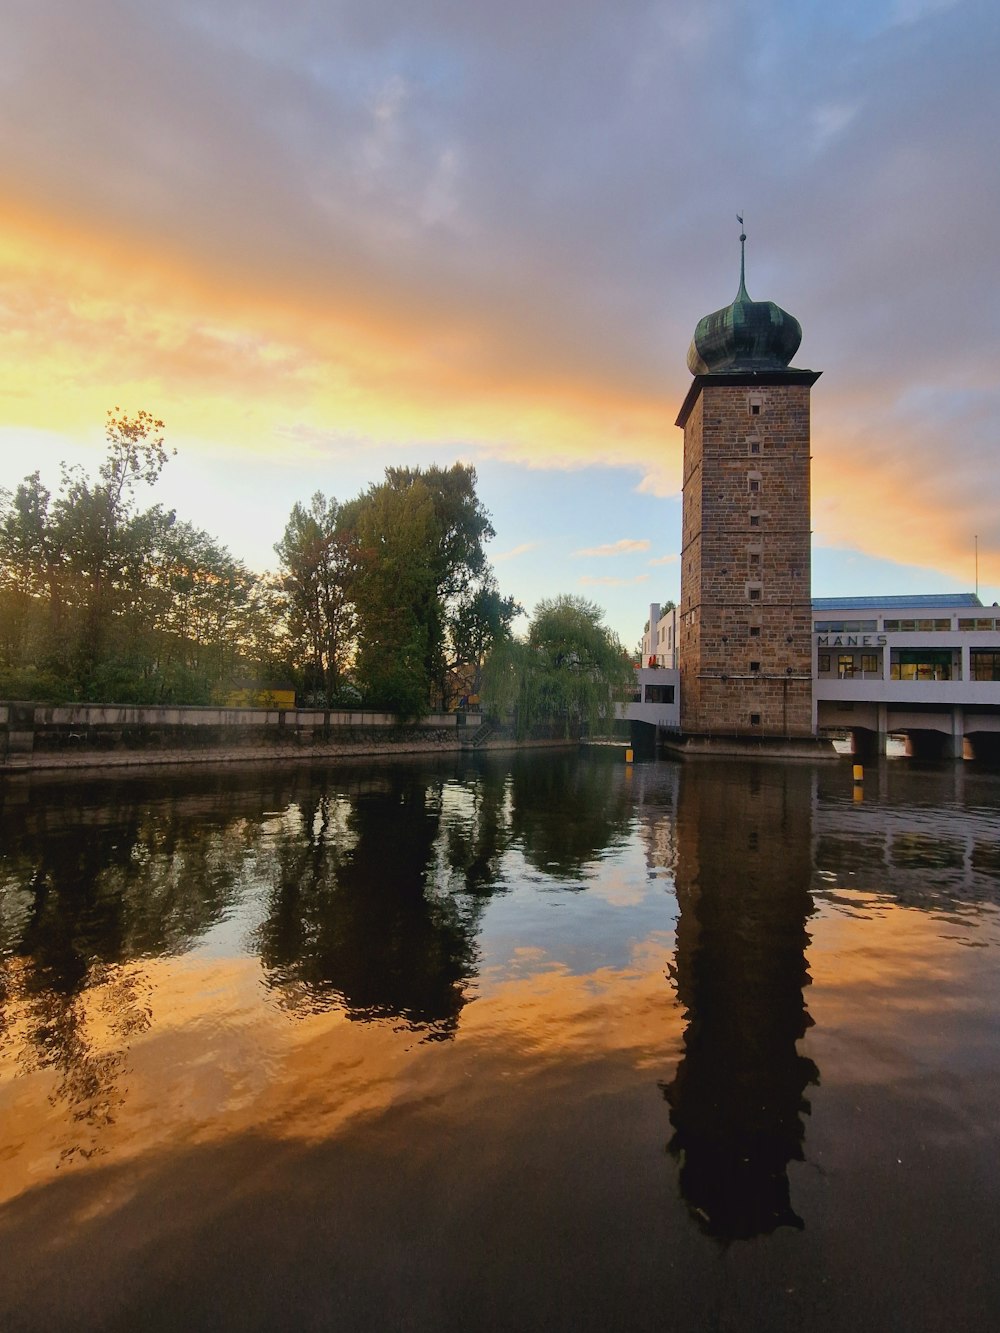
[[1, 0, 998, 648]]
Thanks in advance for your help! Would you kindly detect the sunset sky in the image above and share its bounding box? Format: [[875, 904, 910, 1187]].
[[1, 0, 997, 645]]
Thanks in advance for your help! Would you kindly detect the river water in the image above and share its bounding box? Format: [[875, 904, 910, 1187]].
[[1, 750, 998, 1331]]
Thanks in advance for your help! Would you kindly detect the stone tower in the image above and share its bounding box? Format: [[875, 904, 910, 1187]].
[[675, 231, 820, 739]]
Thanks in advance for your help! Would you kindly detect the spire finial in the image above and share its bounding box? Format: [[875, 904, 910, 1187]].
[[736, 213, 749, 300]]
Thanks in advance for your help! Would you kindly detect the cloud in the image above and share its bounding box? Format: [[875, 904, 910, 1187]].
[[579, 574, 650, 587], [0, 0, 997, 598], [573, 538, 651, 558], [493, 541, 539, 562], [647, 554, 678, 566]]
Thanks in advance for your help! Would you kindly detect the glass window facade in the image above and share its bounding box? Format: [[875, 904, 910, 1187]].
[[883, 618, 952, 632], [890, 650, 954, 681], [971, 651, 1000, 681]]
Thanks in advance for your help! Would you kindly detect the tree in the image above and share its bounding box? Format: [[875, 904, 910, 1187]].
[[340, 463, 500, 713], [52, 409, 172, 673], [345, 475, 441, 717], [0, 412, 285, 704], [448, 580, 521, 700], [275, 492, 355, 704], [482, 595, 634, 738], [379, 465, 495, 706]]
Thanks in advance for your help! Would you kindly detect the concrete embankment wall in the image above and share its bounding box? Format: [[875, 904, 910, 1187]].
[[0, 701, 548, 771]]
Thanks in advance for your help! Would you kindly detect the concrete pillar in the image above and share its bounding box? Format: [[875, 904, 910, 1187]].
[[876, 702, 889, 757], [947, 705, 966, 761]]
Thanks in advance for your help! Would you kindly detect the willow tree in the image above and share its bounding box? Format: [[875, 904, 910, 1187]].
[[482, 595, 634, 738]]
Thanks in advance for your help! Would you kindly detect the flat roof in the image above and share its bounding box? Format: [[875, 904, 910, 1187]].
[[812, 594, 983, 610]]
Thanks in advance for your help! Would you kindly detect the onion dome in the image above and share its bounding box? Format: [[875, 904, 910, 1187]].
[[687, 228, 802, 374]]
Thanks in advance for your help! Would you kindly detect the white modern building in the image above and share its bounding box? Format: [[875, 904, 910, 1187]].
[[624, 594, 1000, 759]]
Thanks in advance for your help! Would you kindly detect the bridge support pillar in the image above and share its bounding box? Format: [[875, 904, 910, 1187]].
[[876, 703, 889, 758], [946, 706, 966, 761]]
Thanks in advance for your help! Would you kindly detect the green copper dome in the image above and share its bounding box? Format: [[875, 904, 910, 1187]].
[[686, 231, 802, 375]]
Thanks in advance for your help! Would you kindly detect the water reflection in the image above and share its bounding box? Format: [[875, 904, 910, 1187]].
[[508, 751, 633, 878], [0, 773, 263, 1155], [256, 771, 481, 1036], [664, 763, 819, 1240], [811, 763, 1000, 913]]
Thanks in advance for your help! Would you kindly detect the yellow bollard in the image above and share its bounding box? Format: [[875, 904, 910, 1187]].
[[852, 764, 864, 784], [625, 749, 634, 764]]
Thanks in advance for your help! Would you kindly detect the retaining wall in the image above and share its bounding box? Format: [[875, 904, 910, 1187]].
[[0, 702, 494, 771]]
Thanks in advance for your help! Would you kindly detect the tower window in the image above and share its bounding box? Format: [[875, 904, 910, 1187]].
[[749, 440, 761, 454], [751, 404, 760, 415], [749, 626, 761, 637], [749, 552, 760, 565], [750, 713, 761, 726], [748, 588, 761, 601], [749, 478, 760, 492], [750, 515, 760, 527], [750, 661, 760, 673]]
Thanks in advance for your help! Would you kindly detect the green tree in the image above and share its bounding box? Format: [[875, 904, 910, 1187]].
[[346, 476, 440, 717], [448, 579, 521, 700], [482, 594, 633, 739], [340, 463, 499, 713], [52, 409, 172, 675], [275, 492, 355, 704], [379, 465, 495, 706]]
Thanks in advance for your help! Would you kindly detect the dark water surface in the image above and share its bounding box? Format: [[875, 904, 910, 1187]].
[[1, 751, 999, 1331]]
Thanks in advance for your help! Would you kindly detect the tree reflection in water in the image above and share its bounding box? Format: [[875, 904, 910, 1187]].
[[508, 750, 633, 879], [0, 771, 270, 1157], [663, 762, 819, 1240], [256, 769, 484, 1038]]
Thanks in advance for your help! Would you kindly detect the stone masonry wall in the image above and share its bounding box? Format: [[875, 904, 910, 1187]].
[[679, 380, 814, 737]]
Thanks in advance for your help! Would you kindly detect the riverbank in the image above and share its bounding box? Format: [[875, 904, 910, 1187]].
[[0, 701, 575, 772]]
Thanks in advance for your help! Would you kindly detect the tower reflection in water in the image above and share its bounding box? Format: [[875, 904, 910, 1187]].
[[663, 762, 819, 1239]]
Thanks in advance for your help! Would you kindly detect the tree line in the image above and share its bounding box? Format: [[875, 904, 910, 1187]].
[[0, 412, 631, 728]]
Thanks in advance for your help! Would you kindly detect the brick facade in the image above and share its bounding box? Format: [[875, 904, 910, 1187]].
[[677, 374, 818, 737]]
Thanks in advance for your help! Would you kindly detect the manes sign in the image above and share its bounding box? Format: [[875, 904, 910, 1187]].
[[816, 634, 888, 647]]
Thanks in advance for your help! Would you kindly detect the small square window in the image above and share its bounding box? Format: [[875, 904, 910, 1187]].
[[750, 403, 761, 416], [750, 515, 760, 527], [749, 588, 761, 601], [749, 440, 761, 454], [750, 713, 761, 726], [749, 626, 761, 637], [749, 552, 760, 565], [749, 478, 760, 492], [750, 660, 760, 673]]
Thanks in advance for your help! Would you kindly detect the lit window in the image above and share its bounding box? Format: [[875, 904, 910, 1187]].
[[861, 654, 878, 673]]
